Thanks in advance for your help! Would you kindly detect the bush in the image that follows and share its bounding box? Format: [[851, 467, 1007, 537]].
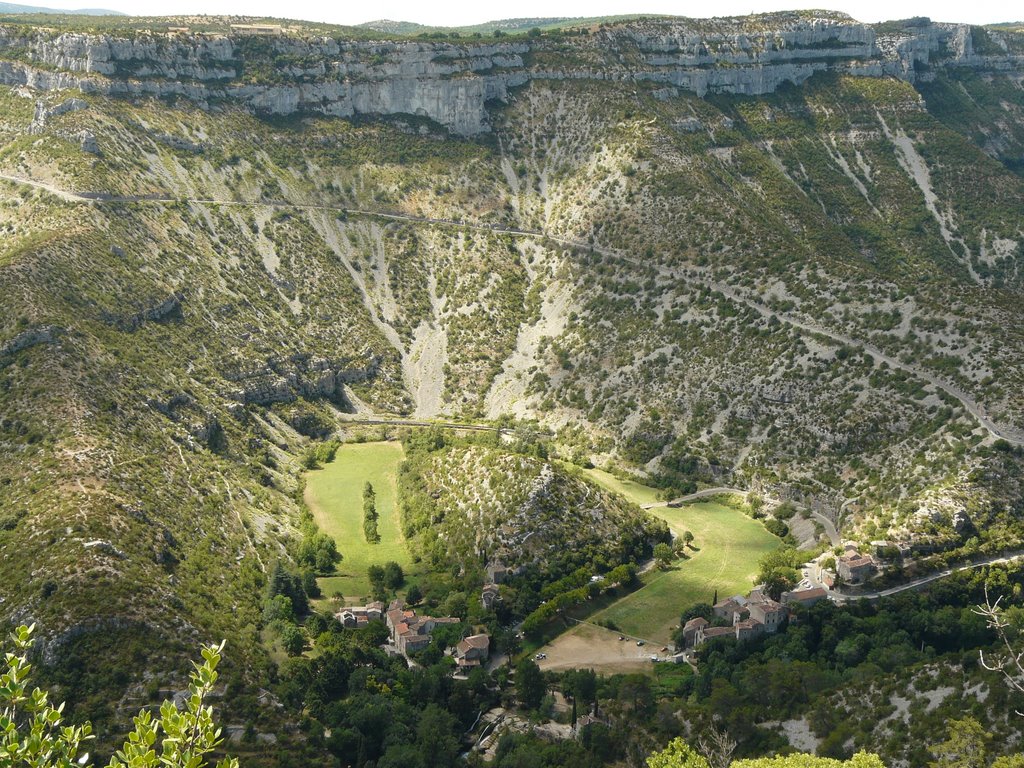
[[1, 625, 238, 768]]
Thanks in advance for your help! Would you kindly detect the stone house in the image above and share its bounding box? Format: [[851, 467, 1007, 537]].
[[481, 583, 501, 610], [746, 596, 787, 633], [486, 561, 508, 584], [838, 549, 875, 584], [336, 600, 385, 628], [454, 633, 490, 669], [713, 595, 749, 624], [696, 625, 735, 645], [681, 616, 709, 647]]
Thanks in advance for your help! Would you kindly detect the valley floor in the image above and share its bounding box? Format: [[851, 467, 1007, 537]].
[[304, 441, 413, 602]]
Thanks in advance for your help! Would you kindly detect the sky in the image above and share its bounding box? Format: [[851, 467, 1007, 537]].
[[32, 0, 1022, 27]]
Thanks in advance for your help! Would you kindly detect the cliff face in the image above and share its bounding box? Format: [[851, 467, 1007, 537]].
[[0, 14, 1022, 135]]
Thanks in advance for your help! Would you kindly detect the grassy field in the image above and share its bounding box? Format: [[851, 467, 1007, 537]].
[[581, 467, 664, 506], [304, 441, 415, 604], [590, 499, 779, 645]]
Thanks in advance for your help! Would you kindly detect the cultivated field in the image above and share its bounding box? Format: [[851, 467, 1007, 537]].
[[304, 441, 413, 602], [589, 498, 780, 646]]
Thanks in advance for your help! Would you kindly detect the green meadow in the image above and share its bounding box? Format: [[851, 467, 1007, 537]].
[[304, 441, 415, 603]]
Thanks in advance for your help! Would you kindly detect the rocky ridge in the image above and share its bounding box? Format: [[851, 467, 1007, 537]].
[[0, 13, 1022, 134]]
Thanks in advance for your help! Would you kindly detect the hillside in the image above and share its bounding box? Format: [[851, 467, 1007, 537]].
[[398, 440, 667, 579], [0, 8, 1022, 761]]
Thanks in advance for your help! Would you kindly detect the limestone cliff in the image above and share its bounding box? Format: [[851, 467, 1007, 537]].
[[1, 13, 1022, 134]]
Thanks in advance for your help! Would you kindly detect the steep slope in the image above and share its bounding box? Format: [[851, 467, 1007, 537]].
[[398, 442, 666, 578]]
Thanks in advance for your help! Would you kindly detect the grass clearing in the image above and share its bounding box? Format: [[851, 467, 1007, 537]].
[[591, 500, 780, 646], [580, 467, 664, 506], [304, 441, 416, 604]]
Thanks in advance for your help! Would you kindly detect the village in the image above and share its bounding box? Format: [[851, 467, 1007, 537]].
[[333, 542, 882, 679]]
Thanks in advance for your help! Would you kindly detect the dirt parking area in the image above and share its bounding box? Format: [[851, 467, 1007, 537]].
[[537, 623, 659, 674]]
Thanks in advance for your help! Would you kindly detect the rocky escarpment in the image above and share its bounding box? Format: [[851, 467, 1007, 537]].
[[222, 352, 381, 407], [0, 13, 1022, 135]]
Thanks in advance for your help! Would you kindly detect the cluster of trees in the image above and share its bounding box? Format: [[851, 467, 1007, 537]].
[[274, 616, 497, 768], [522, 564, 637, 637], [755, 546, 809, 600], [363, 481, 380, 543], [299, 438, 340, 470], [264, 561, 316, 656], [367, 560, 405, 601]]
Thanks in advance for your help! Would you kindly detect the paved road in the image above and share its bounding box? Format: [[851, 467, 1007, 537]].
[[335, 416, 513, 434], [641, 486, 746, 509], [833, 551, 1024, 602], [3, 172, 1019, 445]]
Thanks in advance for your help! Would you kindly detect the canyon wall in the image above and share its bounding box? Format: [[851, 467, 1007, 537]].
[[1, 13, 1022, 135]]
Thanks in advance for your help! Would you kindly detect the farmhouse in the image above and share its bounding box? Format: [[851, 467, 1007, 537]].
[[336, 600, 385, 628], [453, 633, 490, 669], [698, 587, 803, 646], [838, 548, 875, 584], [387, 603, 460, 656]]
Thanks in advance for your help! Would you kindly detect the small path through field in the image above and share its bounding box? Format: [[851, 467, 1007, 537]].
[[3, 173, 1019, 445], [645, 486, 841, 547]]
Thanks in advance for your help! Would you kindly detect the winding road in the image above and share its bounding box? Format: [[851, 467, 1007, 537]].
[[832, 550, 1024, 602], [335, 415, 512, 434], [644, 485, 841, 547], [2, 171, 1020, 445]]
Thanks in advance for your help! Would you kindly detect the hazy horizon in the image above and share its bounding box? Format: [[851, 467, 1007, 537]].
[[5, 0, 1020, 28]]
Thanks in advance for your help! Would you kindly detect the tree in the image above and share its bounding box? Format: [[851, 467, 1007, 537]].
[[696, 726, 736, 768], [382, 561, 405, 590], [645, 738, 887, 767], [363, 482, 379, 543], [1, 625, 237, 768], [761, 570, 797, 602], [416, 704, 459, 768], [654, 542, 674, 569], [297, 532, 342, 574], [683, 530, 694, 547], [405, 583, 423, 605], [928, 717, 990, 768], [263, 593, 294, 625], [301, 569, 321, 598], [515, 659, 545, 710], [646, 739, 710, 768], [975, 589, 1024, 716], [280, 624, 305, 656]]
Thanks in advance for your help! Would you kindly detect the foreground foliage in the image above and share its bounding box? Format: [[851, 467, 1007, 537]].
[[1, 626, 236, 768]]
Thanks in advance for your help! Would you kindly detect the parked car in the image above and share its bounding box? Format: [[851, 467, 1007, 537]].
[[636, 640, 645, 646]]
